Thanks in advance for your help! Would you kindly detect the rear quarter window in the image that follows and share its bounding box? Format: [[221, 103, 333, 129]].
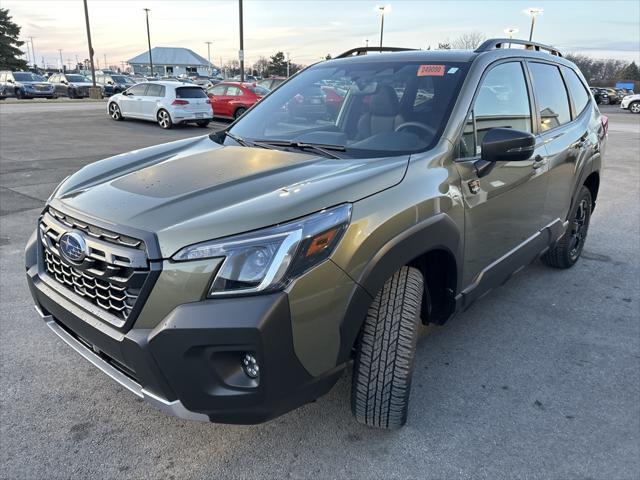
[[528, 62, 571, 132], [561, 66, 590, 116], [176, 87, 206, 98]]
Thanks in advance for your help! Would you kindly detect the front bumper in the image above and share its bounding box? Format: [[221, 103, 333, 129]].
[[23, 89, 55, 97], [26, 232, 342, 424]]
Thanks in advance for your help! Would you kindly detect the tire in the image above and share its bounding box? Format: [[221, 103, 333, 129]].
[[541, 186, 592, 269], [630, 101, 640, 114], [15, 89, 24, 99], [196, 120, 210, 128], [351, 266, 424, 429], [68, 88, 75, 99], [108, 102, 123, 121], [157, 109, 173, 129], [234, 107, 246, 119]]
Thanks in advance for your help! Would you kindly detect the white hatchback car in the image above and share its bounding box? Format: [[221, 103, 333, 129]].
[[107, 81, 213, 129]]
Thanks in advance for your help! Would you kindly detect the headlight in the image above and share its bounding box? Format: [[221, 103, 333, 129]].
[[172, 204, 352, 296]]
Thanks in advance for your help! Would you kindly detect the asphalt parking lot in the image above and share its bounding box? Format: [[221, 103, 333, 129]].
[[0, 102, 638, 479]]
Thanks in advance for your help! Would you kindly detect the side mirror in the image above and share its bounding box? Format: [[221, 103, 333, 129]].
[[108, 81, 114, 85], [481, 128, 535, 162], [7, 79, 14, 83], [61, 80, 68, 85]]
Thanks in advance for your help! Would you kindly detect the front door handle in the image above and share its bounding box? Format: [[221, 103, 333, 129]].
[[532, 155, 547, 170]]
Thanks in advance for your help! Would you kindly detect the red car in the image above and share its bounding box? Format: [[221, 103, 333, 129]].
[[206, 82, 269, 119]]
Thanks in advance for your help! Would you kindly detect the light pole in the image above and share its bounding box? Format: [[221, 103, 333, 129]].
[[524, 8, 543, 41], [143, 8, 154, 76], [239, 0, 245, 82], [29, 36, 36, 69], [23, 39, 31, 66], [365, 38, 369, 48], [504, 27, 519, 47], [286, 52, 290, 77], [82, 0, 100, 98], [375, 5, 391, 50], [104, 53, 107, 70], [58, 49, 64, 71], [205, 41, 212, 75]]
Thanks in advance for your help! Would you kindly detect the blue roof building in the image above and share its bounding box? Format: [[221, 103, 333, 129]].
[[128, 47, 214, 76]]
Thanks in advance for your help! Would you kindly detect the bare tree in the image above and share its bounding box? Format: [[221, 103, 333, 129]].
[[451, 32, 486, 50]]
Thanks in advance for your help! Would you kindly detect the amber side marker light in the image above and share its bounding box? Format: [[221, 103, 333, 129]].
[[305, 228, 339, 257]]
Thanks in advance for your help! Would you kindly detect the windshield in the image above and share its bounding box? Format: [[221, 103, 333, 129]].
[[66, 74, 88, 82], [228, 60, 468, 157], [111, 75, 132, 84], [14, 73, 45, 82]]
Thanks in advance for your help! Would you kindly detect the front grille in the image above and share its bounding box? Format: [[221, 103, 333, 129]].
[[39, 208, 149, 325]]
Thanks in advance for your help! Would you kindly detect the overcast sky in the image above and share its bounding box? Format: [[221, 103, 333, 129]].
[[5, 0, 640, 69]]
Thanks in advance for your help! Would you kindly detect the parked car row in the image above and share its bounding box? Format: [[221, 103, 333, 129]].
[[589, 86, 635, 105]]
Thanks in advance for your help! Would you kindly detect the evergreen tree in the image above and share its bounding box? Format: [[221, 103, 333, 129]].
[[0, 8, 27, 71]]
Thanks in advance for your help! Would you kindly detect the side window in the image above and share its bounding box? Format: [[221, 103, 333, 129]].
[[208, 85, 226, 96], [561, 66, 590, 117], [226, 86, 242, 96], [146, 84, 163, 97], [528, 62, 571, 132], [128, 84, 148, 96], [460, 62, 532, 157], [0, 73, 5, 82]]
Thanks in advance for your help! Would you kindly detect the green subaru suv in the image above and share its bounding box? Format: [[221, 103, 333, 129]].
[[26, 39, 606, 429]]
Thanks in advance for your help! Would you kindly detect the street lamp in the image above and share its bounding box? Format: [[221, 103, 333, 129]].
[[239, 0, 245, 82], [205, 41, 212, 75], [143, 8, 153, 76], [82, 0, 100, 98], [375, 5, 391, 50], [524, 8, 543, 41], [504, 27, 519, 39], [504, 27, 519, 48]]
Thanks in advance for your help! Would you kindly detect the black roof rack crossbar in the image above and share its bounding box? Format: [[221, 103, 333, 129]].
[[475, 38, 563, 57], [336, 46, 417, 59]]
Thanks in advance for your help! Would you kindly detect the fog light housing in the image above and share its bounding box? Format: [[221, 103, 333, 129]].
[[241, 353, 260, 379]]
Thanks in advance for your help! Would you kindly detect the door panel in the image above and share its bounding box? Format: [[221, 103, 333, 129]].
[[456, 61, 550, 289], [540, 65, 597, 222]]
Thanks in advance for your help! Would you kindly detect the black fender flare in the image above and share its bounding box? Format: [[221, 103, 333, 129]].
[[336, 213, 462, 364], [570, 152, 601, 216]]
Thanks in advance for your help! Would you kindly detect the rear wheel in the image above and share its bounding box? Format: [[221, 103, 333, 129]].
[[108, 102, 123, 120], [630, 101, 640, 114], [157, 109, 173, 129], [234, 107, 246, 119], [351, 266, 423, 429], [541, 186, 592, 269]]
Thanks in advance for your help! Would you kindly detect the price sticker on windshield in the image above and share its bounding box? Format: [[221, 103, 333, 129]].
[[417, 64, 446, 76]]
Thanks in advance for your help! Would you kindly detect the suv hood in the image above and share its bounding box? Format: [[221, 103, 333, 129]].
[[52, 135, 409, 258]]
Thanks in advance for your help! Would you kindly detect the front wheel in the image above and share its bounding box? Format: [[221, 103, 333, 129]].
[[157, 109, 173, 129], [630, 101, 640, 114], [108, 102, 123, 121], [351, 266, 424, 429], [15, 89, 24, 99], [541, 186, 592, 269]]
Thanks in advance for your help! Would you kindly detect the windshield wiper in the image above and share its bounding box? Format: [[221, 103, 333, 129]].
[[251, 140, 346, 159]]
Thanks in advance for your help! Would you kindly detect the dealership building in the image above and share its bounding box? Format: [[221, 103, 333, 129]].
[[128, 47, 214, 76]]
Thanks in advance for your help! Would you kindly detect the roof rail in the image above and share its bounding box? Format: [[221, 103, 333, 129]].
[[475, 38, 563, 57], [336, 46, 417, 59]]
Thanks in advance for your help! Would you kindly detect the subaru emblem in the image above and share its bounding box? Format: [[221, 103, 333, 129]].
[[58, 231, 88, 264]]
